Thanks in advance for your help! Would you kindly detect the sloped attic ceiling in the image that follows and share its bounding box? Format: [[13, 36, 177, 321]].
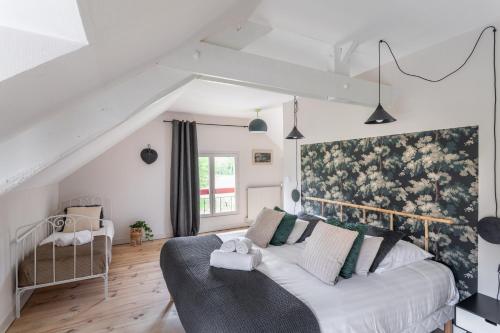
[[0, 0, 239, 142], [0, 0, 244, 194], [3, 0, 500, 195]]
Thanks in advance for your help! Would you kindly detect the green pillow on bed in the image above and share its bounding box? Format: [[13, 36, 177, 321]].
[[270, 207, 297, 246], [326, 218, 366, 279]]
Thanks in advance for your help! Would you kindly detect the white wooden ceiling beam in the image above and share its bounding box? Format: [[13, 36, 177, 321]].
[[0, 67, 193, 195], [159, 41, 391, 107]]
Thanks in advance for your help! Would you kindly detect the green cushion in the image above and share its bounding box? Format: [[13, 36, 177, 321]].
[[270, 207, 297, 246], [326, 218, 366, 279]]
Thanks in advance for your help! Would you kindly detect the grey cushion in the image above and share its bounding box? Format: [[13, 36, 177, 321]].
[[299, 222, 359, 284], [245, 208, 285, 248]]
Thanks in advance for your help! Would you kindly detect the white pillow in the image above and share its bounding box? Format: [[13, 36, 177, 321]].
[[375, 240, 433, 273], [299, 222, 358, 285], [285, 219, 309, 244], [355, 236, 383, 276]]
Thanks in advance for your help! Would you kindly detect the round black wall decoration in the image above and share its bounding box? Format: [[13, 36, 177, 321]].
[[478, 216, 500, 244], [141, 145, 158, 165]]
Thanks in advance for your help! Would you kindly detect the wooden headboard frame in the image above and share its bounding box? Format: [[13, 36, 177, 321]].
[[304, 197, 453, 251]]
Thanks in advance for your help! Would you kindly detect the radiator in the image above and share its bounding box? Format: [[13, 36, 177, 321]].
[[247, 185, 282, 222]]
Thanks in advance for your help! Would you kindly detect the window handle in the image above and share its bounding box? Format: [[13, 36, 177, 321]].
[[485, 318, 498, 326]]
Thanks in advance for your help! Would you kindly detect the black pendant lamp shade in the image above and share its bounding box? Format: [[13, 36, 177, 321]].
[[365, 40, 396, 125], [365, 103, 397, 124], [286, 97, 305, 139], [249, 109, 267, 133]]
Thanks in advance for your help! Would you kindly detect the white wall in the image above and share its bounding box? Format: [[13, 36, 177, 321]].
[[283, 26, 500, 299], [0, 184, 59, 332], [59, 111, 283, 243]]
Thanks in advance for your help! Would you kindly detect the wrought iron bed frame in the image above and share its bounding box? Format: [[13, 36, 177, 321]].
[[15, 196, 112, 318]]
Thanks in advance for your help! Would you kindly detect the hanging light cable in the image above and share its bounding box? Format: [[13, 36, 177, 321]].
[[286, 97, 305, 139], [375, 26, 500, 244], [365, 41, 397, 124]]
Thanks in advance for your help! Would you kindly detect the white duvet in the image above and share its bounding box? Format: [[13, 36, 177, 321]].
[[218, 230, 459, 333]]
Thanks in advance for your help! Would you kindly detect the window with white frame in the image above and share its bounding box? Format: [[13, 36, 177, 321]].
[[198, 154, 238, 216]]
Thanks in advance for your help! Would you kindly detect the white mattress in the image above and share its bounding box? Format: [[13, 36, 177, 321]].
[[40, 219, 115, 246], [218, 230, 459, 333]]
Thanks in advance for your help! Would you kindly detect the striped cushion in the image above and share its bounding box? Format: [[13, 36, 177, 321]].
[[299, 222, 359, 284]]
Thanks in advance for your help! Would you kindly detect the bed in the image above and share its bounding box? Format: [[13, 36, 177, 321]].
[[219, 230, 458, 333], [161, 198, 460, 333], [15, 196, 114, 318]]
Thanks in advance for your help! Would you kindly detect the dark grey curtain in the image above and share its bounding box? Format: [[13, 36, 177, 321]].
[[170, 120, 200, 237]]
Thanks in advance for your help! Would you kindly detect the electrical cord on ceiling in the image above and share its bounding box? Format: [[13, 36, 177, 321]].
[[381, 25, 497, 216]]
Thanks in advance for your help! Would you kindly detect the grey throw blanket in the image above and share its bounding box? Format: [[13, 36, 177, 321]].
[[160, 235, 320, 333]]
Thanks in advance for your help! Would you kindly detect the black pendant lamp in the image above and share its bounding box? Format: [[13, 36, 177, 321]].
[[365, 41, 396, 124], [478, 28, 500, 245], [286, 96, 305, 205], [248, 109, 267, 133], [286, 97, 305, 139]]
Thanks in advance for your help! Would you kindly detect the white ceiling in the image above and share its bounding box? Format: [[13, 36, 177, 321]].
[[243, 0, 500, 75], [3, 0, 500, 141], [3, 0, 500, 194], [169, 79, 292, 118], [0, 0, 238, 141]]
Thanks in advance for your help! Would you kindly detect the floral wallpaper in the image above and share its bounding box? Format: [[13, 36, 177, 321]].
[[301, 126, 478, 299]]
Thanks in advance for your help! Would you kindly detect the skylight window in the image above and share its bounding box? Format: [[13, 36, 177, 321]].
[[0, 0, 88, 81]]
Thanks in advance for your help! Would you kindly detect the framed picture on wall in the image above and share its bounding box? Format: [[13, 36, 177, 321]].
[[252, 150, 273, 165]]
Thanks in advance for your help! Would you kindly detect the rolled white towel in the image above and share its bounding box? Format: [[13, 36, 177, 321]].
[[73, 230, 93, 245], [210, 249, 262, 271], [235, 237, 253, 254], [54, 233, 73, 247], [220, 239, 237, 252], [53, 230, 93, 247]]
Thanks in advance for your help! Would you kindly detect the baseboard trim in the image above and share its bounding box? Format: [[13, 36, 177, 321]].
[[0, 309, 14, 333], [2, 290, 33, 333]]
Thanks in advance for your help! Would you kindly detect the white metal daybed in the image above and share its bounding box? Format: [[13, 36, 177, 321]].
[[15, 196, 114, 318]]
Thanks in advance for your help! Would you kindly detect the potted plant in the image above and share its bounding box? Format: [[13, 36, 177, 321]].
[[129, 220, 153, 246]]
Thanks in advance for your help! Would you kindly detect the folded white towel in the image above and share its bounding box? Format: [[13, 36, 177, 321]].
[[53, 230, 94, 247], [210, 249, 262, 271], [220, 239, 237, 252], [235, 237, 253, 254]]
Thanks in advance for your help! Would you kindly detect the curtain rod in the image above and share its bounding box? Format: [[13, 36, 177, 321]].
[[163, 120, 248, 128]]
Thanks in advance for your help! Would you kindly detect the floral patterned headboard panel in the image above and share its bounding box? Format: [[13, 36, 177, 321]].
[[301, 126, 478, 299]]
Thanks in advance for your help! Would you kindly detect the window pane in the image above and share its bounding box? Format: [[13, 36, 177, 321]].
[[214, 156, 237, 213], [198, 156, 211, 215]]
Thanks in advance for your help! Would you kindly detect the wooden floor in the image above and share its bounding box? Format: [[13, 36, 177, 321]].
[[8, 240, 185, 333]]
